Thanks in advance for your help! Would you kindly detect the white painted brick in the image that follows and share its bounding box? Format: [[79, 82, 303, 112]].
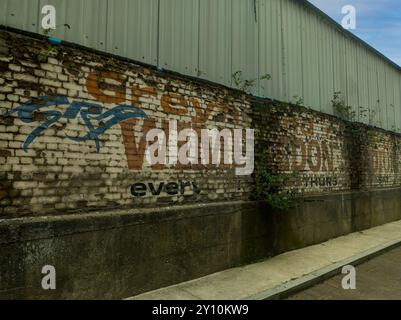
[[46, 143, 58, 150], [20, 61, 38, 68], [41, 63, 55, 72], [19, 126, 35, 135], [58, 74, 68, 81], [68, 89, 78, 97], [0, 86, 13, 93], [20, 189, 33, 197], [46, 71, 58, 79], [34, 69, 46, 77], [9, 64, 22, 72], [7, 157, 20, 164], [16, 149, 36, 157], [63, 82, 82, 91], [54, 66, 63, 73], [7, 126, 18, 133], [48, 57, 59, 65], [0, 57, 12, 62], [7, 94, 19, 102], [57, 88, 68, 95], [20, 157, 33, 164], [40, 78, 61, 87], [0, 133, 13, 140], [14, 73, 36, 82]]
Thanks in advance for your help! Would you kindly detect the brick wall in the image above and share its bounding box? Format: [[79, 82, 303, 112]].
[[0, 29, 254, 217], [1, 28, 401, 218], [254, 101, 401, 194]]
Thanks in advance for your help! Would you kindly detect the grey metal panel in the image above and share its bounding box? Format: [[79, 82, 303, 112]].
[[395, 76, 401, 132], [106, 0, 158, 65], [300, 5, 320, 110], [38, 0, 67, 38], [317, 19, 335, 114], [72, 0, 108, 52], [0, 1, 5, 26], [231, 0, 258, 95], [37, 0, 107, 52], [332, 27, 347, 107], [281, 0, 303, 103], [377, 57, 388, 129], [345, 36, 359, 120], [158, 0, 199, 77], [0, 0, 39, 32], [198, 0, 232, 86], [366, 52, 380, 127], [258, 0, 283, 101], [386, 65, 396, 131], [356, 46, 366, 124], [1, 0, 401, 133]]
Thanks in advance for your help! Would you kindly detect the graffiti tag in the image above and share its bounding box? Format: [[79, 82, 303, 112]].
[[5, 96, 148, 152]]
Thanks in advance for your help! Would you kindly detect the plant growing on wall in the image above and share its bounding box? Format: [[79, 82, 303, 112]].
[[367, 130, 385, 145], [37, 45, 58, 62], [292, 95, 304, 107], [37, 25, 70, 62], [370, 106, 378, 127], [231, 71, 271, 93], [332, 91, 356, 121], [253, 155, 298, 211]]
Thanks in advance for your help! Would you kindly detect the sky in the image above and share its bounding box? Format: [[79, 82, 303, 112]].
[[308, 0, 401, 66]]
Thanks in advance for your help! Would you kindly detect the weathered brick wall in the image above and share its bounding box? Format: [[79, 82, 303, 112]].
[[253, 101, 401, 194], [1, 28, 401, 218], [0, 29, 254, 217], [253, 102, 350, 194]]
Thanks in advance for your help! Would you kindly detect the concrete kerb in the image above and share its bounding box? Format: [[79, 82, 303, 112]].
[[246, 237, 401, 300]]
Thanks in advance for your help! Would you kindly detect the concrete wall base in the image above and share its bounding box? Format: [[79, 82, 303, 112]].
[[1, 187, 401, 299]]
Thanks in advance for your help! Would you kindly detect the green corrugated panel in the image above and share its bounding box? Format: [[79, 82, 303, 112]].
[[367, 53, 379, 126], [357, 47, 369, 125], [332, 29, 347, 107], [0, 0, 39, 32], [38, 0, 68, 38], [300, 6, 320, 110], [231, 0, 258, 95], [37, 0, 107, 52], [386, 65, 396, 131], [281, 0, 303, 104], [158, 0, 199, 77], [1, 0, 401, 133], [107, 0, 158, 65], [258, 0, 284, 101], [317, 19, 335, 114], [345, 37, 359, 118], [377, 57, 388, 129], [395, 76, 401, 132], [198, 0, 232, 86]]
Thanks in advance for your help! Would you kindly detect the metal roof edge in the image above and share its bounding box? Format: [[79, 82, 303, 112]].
[[297, 0, 401, 72]]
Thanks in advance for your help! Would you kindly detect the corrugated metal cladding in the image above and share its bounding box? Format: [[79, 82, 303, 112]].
[[1, 0, 401, 131]]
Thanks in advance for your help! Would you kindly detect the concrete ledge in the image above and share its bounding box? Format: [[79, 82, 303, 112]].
[[0, 201, 257, 244], [0, 201, 267, 299], [2, 187, 401, 299]]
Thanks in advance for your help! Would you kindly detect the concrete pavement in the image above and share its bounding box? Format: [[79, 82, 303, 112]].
[[127, 220, 401, 300], [289, 245, 401, 300]]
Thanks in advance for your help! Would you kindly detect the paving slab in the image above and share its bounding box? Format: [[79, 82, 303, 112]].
[[128, 220, 401, 300], [289, 245, 401, 300]]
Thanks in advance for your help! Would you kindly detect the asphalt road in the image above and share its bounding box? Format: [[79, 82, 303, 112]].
[[288, 246, 401, 300]]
